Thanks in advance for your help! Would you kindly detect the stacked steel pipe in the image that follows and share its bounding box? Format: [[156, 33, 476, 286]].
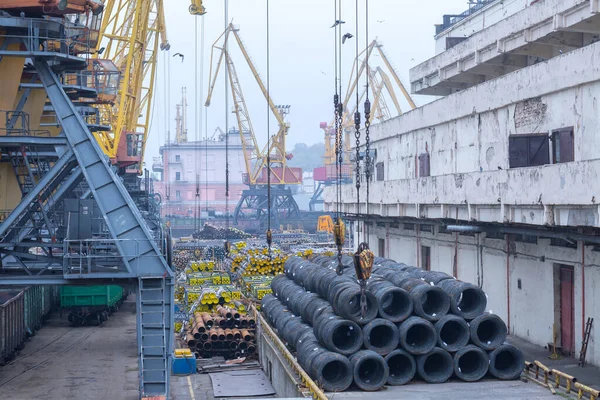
[[186, 307, 256, 359], [261, 255, 524, 392]]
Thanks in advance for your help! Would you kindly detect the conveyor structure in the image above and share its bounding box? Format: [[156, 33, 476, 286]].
[[0, 15, 173, 399]]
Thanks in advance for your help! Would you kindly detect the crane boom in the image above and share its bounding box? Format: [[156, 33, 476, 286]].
[[205, 24, 301, 186]]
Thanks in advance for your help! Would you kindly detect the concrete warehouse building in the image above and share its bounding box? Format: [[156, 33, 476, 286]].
[[326, 0, 600, 367]]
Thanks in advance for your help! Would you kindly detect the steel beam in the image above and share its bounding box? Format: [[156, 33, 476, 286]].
[[36, 61, 173, 278]]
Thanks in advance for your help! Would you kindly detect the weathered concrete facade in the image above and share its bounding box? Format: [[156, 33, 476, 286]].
[[325, 1, 600, 366]]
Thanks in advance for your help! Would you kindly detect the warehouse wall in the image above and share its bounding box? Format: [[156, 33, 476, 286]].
[[366, 223, 600, 366]]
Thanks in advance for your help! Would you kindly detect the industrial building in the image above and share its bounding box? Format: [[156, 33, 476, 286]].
[[153, 131, 248, 217], [325, 0, 600, 367]]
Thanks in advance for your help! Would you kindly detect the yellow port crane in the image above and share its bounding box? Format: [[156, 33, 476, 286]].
[[93, 0, 170, 172], [321, 39, 417, 176], [189, 0, 206, 15], [205, 24, 302, 226]]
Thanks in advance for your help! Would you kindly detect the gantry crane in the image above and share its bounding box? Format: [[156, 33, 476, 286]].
[[93, 0, 170, 173], [311, 39, 416, 210], [205, 24, 302, 227], [0, 2, 173, 398]]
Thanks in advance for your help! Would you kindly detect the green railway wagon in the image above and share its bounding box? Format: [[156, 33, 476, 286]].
[[60, 285, 124, 325]]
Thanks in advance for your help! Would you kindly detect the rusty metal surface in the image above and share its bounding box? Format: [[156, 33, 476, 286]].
[[209, 369, 275, 397]]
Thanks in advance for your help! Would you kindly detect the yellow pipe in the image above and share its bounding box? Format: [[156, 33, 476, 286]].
[[552, 369, 577, 393], [575, 382, 599, 400], [252, 305, 328, 400]]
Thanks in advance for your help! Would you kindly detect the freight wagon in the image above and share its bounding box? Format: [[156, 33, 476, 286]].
[[0, 286, 60, 365], [60, 285, 125, 325]]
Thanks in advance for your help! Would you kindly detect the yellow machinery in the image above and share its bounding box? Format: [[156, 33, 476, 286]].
[[205, 24, 302, 226], [93, 0, 170, 172], [189, 0, 206, 15], [320, 39, 417, 177], [317, 215, 334, 234], [205, 23, 301, 187]]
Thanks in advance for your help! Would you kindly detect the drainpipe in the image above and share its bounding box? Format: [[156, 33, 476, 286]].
[[453, 232, 458, 278], [581, 241, 585, 340], [506, 234, 511, 332], [386, 224, 390, 258], [416, 224, 421, 268]]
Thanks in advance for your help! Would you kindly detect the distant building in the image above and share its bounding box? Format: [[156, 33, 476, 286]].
[[326, 0, 600, 366], [153, 129, 248, 217]]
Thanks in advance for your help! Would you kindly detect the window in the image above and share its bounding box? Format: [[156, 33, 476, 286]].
[[509, 134, 549, 168], [175, 172, 181, 181], [376, 222, 386, 228], [514, 234, 537, 244], [418, 153, 430, 177], [175, 190, 181, 200], [421, 245, 431, 271], [486, 231, 505, 240], [550, 238, 577, 249], [376, 162, 384, 181], [404, 223, 415, 231], [438, 225, 450, 234], [552, 128, 574, 164], [378, 238, 385, 257], [420, 224, 433, 233], [175, 154, 181, 162]]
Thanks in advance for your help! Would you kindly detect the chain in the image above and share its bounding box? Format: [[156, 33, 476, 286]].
[[364, 98, 371, 239], [354, 109, 361, 244]]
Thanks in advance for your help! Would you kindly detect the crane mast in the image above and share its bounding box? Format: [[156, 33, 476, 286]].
[[94, 0, 169, 172], [206, 24, 301, 227]]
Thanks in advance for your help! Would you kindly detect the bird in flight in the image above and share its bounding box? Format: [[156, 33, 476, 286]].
[[342, 33, 353, 44], [331, 20, 345, 28], [173, 53, 184, 62]]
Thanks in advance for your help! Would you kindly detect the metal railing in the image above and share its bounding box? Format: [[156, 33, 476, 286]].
[[62, 238, 164, 276], [436, 0, 498, 35], [0, 17, 92, 58]]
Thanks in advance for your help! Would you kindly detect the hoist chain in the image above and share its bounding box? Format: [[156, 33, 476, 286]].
[[333, 94, 344, 275], [364, 98, 371, 217]]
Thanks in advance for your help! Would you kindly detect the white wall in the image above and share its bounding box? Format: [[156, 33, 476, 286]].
[[435, 0, 528, 54], [367, 224, 600, 366], [326, 43, 600, 228]]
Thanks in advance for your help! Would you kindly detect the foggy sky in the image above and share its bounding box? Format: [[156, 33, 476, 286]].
[[145, 0, 471, 166]]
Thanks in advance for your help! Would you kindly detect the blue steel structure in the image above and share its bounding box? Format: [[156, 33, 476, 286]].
[[0, 15, 173, 399]]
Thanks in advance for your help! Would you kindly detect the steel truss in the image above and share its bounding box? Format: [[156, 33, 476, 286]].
[[233, 186, 300, 229], [0, 17, 173, 399]]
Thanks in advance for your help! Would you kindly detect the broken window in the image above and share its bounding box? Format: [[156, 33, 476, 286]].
[[509, 134, 549, 168], [376, 162, 384, 181], [418, 153, 430, 177], [552, 128, 574, 164]]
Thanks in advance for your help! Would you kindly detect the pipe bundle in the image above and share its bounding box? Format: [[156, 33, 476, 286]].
[[186, 308, 256, 360], [261, 255, 524, 392]]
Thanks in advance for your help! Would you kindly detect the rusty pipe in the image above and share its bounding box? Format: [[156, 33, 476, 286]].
[[217, 306, 233, 319], [201, 313, 214, 328], [224, 329, 234, 340], [241, 329, 253, 341], [238, 341, 248, 351], [185, 334, 196, 348], [203, 341, 213, 350], [247, 345, 256, 354], [209, 329, 219, 341], [217, 328, 226, 341], [232, 329, 241, 340], [230, 341, 238, 350]]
